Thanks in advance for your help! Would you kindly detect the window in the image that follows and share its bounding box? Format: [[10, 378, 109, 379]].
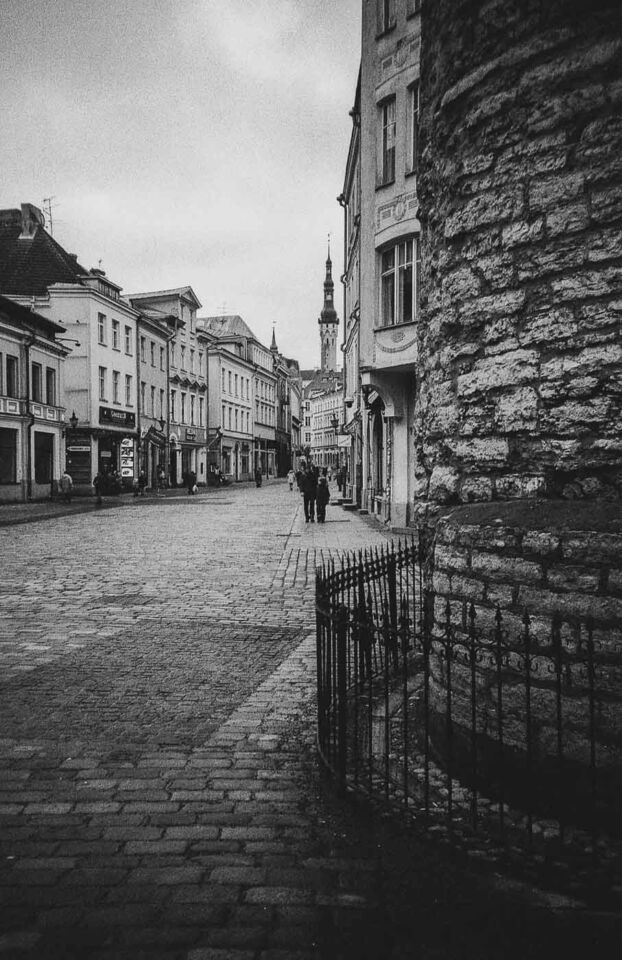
[[98, 313, 106, 345], [408, 82, 420, 174], [140, 336, 146, 362], [222, 404, 226, 427], [222, 368, 226, 392], [234, 373, 238, 396], [380, 238, 419, 327], [150, 341, 155, 366], [181, 392, 186, 423], [99, 366, 107, 401], [190, 349, 195, 374], [125, 375, 132, 406], [377, 0, 396, 34], [125, 326, 132, 354], [160, 389, 165, 419], [171, 390, 176, 421], [180, 346, 186, 370], [199, 396, 204, 426], [46, 368, 56, 405], [228, 406, 232, 430], [141, 381, 146, 410], [190, 395, 195, 425], [380, 97, 396, 185], [234, 407, 238, 431], [199, 352, 204, 377], [170, 343, 176, 366], [112, 370, 120, 403], [31, 363, 42, 402], [160, 346, 165, 371], [150, 385, 155, 417], [112, 320, 120, 350], [228, 371, 232, 394]]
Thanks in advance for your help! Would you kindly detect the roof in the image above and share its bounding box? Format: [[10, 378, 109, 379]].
[[0, 293, 66, 336], [127, 286, 202, 309], [198, 315, 258, 342], [0, 206, 88, 297]]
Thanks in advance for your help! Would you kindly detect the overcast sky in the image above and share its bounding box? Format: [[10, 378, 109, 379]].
[[2, 0, 361, 368]]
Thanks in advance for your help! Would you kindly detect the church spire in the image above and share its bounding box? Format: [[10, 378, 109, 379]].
[[270, 323, 278, 353], [318, 236, 339, 372]]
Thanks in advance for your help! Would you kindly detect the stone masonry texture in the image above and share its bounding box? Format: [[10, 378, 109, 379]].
[[416, 0, 622, 512], [1, 485, 622, 959]]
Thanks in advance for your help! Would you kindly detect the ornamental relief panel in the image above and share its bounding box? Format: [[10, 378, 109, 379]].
[[378, 31, 420, 83], [376, 190, 418, 231]]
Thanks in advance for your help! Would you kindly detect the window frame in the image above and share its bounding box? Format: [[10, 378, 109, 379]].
[[98, 313, 107, 346], [379, 96, 396, 186], [31, 362, 42, 403], [379, 236, 420, 328], [99, 366, 107, 401], [112, 319, 120, 350], [407, 81, 420, 175]]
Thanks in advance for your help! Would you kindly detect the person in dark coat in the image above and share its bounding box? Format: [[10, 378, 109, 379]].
[[301, 463, 318, 523], [316, 475, 330, 523]]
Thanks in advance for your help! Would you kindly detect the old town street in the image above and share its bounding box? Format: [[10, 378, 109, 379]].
[[0, 483, 619, 960]]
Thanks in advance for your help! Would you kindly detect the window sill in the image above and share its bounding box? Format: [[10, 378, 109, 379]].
[[405, 167, 418, 180], [374, 319, 417, 333], [375, 178, 396, 192], [376, 24, 396, 40]]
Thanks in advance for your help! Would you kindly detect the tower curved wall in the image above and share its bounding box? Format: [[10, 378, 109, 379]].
[[415, 0, 622, 513]]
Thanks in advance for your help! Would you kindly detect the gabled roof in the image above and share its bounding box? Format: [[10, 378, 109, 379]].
[[198, 315, 257, 342], [127, 286, 202, 309], [0, 206, 88, 297], [0, 293, 66, 336]]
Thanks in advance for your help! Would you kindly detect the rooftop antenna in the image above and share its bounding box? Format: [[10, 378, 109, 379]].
[[42, 197, 57, 236]]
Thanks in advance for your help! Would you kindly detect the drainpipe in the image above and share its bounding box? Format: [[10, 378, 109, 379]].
[[24, 332, 36, 501]]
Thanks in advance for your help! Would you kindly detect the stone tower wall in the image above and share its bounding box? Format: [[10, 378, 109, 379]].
[[415, 0, 622, 512]]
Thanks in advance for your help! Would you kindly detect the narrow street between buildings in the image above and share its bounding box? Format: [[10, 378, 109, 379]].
[[0, 482, 620, 959]]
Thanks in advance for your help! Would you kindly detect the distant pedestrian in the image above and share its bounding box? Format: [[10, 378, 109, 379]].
[[136, 470, 147, 497], [316, 475, 330, 523], [287, 468, 295, 491], [187, 470, 197, 495], [60, 469, 73, 503], [93, 472, 103, 506], [255, 467, 262, 488], [157, 465, 166, 494]]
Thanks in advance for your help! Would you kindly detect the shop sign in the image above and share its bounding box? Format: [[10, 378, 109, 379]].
[[185, 429, 196, 440], [67, 445, 91, 452], [99, 407, 136, 428], [120, 436, 134, 478]]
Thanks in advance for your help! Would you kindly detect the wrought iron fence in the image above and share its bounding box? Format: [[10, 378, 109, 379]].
[[316, 539, 622, 896]]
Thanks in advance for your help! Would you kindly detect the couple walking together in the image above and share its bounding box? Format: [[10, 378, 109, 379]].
[[297, 461, 329, 523]]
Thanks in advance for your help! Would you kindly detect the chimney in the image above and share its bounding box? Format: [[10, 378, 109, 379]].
[[19, 203, 45, 240]]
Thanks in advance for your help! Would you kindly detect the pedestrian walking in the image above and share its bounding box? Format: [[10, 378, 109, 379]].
[[300, 462, 318, 523], [316, 475, 330, 523], [135, 469, 147, 497], [287, 468, 295, 491], [157, 465, 166, 494], [254, 466, 262, 488], [93, 471, 103, 506], [60, 469, 73, 503], [187, 470, 197, 494]]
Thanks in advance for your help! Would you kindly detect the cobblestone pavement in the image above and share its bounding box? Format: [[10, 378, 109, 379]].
[[1, 483, 620, 959]]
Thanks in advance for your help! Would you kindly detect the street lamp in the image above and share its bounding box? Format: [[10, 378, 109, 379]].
[[69, 410, 78, 432], [158, 416, 166, 433]]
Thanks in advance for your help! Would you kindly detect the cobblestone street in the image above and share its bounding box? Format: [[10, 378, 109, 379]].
[[1, 483, 620, 959]]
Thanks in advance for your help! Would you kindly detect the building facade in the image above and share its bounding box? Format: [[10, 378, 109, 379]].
[[198, 315, 278, 480], [0, 295, 67, 502], [128, 288, 209, 487], [339, 70, 363, 505], [0, 203, 143, 492], [357, 0, 421, 525]]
